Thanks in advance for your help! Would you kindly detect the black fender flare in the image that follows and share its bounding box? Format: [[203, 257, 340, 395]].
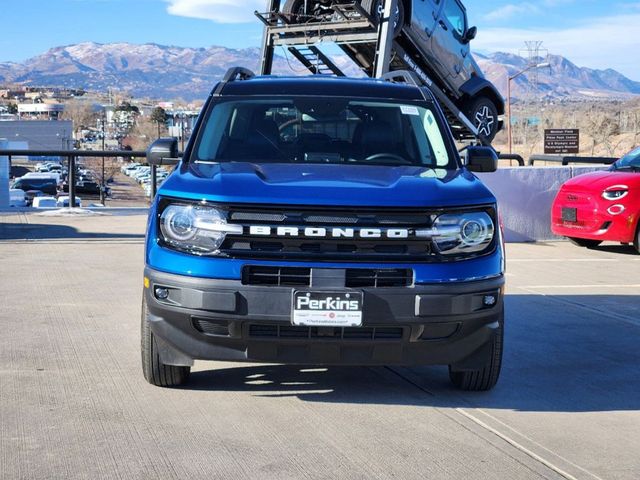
[[459, 76, 505, 115]]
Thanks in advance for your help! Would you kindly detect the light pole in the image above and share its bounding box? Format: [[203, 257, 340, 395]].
[[101, 108, 106, 205], [507, 62, 550, 154]]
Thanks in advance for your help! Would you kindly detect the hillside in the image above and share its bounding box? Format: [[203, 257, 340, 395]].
[[1, 42, 639, 101]]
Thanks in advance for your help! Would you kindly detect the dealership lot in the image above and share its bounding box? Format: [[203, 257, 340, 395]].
[[0, 213, 638, 480]]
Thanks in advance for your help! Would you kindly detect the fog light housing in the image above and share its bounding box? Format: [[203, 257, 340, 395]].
[[483, 295, 497, 307], [154, 287, 170, 300]]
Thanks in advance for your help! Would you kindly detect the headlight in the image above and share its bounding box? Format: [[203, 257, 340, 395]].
[[159, 204, 242, 255], [602, 186, 628, 201], [430, 212, 495, 256]]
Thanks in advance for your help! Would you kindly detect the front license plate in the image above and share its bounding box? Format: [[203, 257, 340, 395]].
[[292, 291, 363, 327], [562, 207, 578, 222]]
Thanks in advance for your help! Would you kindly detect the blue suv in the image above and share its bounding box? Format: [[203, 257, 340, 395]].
[[142, 68, 505, 391]]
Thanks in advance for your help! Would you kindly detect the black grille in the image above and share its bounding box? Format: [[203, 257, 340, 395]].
[[193, 318, 231, 336], [345, 269, 413, 288], [248, 324, 404, 341], [242, 266, 413, 288], [221, 205, 438, 262], [242, 266, 311, 286]]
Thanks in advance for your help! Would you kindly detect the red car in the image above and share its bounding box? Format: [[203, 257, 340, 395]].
[[551, 147, 640, 253]]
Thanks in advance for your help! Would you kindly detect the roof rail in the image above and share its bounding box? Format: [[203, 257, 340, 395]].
[[213, 67, 256, 96], [379, 70, 424, 88]]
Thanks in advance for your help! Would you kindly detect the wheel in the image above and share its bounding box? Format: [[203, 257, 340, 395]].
[[449, 315, 503, 391], [282, 0, 334, 22], [464, 96, 499, 142], [568, 237, 602, 249], [282, 0, 310, 22], [361, 0, 405, 37], [634, 223, 640, 254], [141, 296, 190, 387]]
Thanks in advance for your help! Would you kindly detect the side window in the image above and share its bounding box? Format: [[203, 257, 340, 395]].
[[443, 0, 466, 38]]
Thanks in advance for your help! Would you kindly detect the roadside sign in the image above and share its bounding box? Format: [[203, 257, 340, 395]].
[[545, 129, 579, 154]]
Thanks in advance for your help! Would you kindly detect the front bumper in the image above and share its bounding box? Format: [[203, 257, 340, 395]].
[[551, 191, 638, 243], [144, 267, 504, 369]]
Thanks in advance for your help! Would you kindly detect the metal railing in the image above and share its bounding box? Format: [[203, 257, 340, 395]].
[[1, 148, 621, 208], [0, 149, 169, 206], [498, 154, 525, 167], [528, 154, 617, 166]]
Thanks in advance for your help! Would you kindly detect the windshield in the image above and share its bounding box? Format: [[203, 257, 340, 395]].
[[613, 147, 640, 171], [194, 97, 454, 168]]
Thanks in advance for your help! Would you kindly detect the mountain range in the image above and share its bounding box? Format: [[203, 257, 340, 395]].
[[1, 42, 639, 101]]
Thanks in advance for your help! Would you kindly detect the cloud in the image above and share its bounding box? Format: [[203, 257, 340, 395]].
[[165, 0, 266, 23], [473, 12, 640, 80], [483, 3, 539, 22]]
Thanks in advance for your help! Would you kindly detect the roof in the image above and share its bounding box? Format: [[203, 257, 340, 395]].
[[218, 75, 428, 101]]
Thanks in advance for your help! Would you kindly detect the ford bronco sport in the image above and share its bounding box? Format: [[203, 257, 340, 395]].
[[142, 68, 505, 391]]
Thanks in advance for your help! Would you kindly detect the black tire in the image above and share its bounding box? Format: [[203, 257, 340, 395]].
[[449, 315, 503, 391], [282, 0, 309, 22], [141, 296, 190, 387], [361, 0, 405, 37], [634, 223, 640, 254], [568, 237, 602, 249], [464, 96, 499, 143]]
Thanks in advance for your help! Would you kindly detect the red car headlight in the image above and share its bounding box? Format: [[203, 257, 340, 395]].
[[602, 185, 629, 201]]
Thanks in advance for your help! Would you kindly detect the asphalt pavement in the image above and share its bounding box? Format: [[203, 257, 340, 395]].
[[0, 212, 638, 480]]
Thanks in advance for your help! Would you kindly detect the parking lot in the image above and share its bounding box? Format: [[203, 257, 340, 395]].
[[0, 212, 638, 480]]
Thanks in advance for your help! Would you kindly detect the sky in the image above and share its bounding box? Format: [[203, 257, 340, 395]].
[[1, 0, 640, 80]]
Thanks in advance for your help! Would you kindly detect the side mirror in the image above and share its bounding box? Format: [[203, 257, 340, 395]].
[[463, 26, 477, 44], [465, 146, 498, 173], [147, 137, 180, 166]]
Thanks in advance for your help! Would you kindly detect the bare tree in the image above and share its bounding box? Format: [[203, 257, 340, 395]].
[[61, 101, 98, 140], [81, 157, 122, 205], [124, 117, 160, 151]]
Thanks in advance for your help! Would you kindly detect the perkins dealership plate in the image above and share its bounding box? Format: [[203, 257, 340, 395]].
[[292, 291, 363, 327]]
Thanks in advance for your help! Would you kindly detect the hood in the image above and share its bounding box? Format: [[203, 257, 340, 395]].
[[562, 170, 640, 191], [158, 162, 496, 208]]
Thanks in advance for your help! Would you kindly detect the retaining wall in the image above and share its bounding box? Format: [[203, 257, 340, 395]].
[[478, 167, 606, 242]]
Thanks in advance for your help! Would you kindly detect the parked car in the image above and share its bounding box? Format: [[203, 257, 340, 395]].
[[10, 166, 31, 180], [62, 182, 110, 197], [281, 0, 504, 140], [24, 190, 47, 207], [122, 163, 141, 174], [9, 189, 27, 207], [56, 196, 82, 208], [12, 177, 58, 196], [141, 69, 505, 391], [551, 147, 640, 253], [32, 196, 58, 208], [22, 171, 62, 187]]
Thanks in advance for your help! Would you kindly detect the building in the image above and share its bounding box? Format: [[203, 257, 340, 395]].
[[0, 120, 74, 161], [17, 103, 65, 119]]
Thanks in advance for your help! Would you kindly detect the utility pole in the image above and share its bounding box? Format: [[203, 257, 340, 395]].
[[181, 113, 185, 151], [507, 62, 550, 154], [100, 108, 106, 205]]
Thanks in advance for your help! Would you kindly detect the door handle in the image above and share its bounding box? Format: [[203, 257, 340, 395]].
[[439, 20, 448, 30]]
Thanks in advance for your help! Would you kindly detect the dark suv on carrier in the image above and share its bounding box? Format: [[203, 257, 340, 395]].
[[281, 0, 504, 141]]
